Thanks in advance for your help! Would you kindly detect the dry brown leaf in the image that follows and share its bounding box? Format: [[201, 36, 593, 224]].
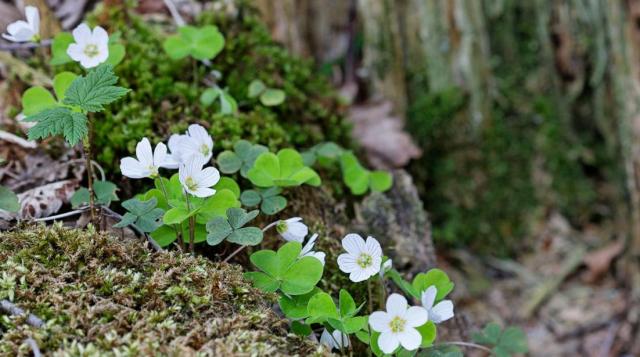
[[583, 239, 625, 282], [349, 99, 421, 169], [16, 179, 78, 218]]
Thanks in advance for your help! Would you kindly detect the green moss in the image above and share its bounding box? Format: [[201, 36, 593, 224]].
[[80, 1, 349, 172], [0, 224, 326, 356]]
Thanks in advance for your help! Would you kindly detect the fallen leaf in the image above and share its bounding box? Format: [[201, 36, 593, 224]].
[[583, 240, 625, 282]]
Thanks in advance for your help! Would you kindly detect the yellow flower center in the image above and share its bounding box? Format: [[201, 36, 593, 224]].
[[84, 44, 99, 58], [389, 316, 406, 333], [357, 253, 373, 269], [200, 144, 210, 156], [185, 176, 198, 191], [147, 165, 159, 178]]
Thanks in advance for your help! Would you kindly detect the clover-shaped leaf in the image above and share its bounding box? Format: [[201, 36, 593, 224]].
[[247, 149, 321, 188], [247, 79, 286, 106], [472, 323, 528, 357], [114, 197, 164, 233], [305, 289, 367, 334], [240, 187, 287, 215], [200, 87, 237, 114], [217, 140, 268, 177], [279, 287, 321, 320], [205, 207, 262, 246], [22, 72, 78, 116], [245, 241, 323, 295], [302, 142, 345, 166], [150, 222, 207, 247], [340, 151, 393, 195], [163, 25, 225, 61], [412, 268, 454, 301], [0, 185, 19, 213]]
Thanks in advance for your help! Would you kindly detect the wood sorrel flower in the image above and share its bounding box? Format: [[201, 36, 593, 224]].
[[168, 124, 214, 164], [276, 217, 308, 242], [178, 156, 220, 198], [67, 23, 109, 68], [337, 233, 382, 282], [2, 6, 39, 43], [420, 285, 454, 323], [120, 138, 172, 179], [320, 328, 350, 351], [369, 293, 428, 354], [299, 233, 325, 265]]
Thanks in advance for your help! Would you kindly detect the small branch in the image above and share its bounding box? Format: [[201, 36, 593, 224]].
[[24, 338, 42, 357], [0, 300, 44, 328], [0, 39, 52, 51], [0, 130, 36, 149], [33, 208, 87, 222], [436, 341, 493, 354], [163, 0, 186, 26]]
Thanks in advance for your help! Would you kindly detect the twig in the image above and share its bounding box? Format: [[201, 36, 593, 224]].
[[163, 0, 186, 26], [101, 205, 163, 252], [24, 338, 42, 357], [0, 300, 44, 328], [33, 208, 87, 222], [0, 130, 36, 149], [0, 39, 52, 51], [436, 341, 493, 353]]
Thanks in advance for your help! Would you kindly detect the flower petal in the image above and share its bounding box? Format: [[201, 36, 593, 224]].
[[349, 269, 369, 282], [196, 167, 220, 188], [342, 233, 365, 255], [319, 329, 335, 349], [397, 327, 422, 351], [72, 23, 92, 44], [300, 233, 318, 255], [66, 43, 84, 61], [378, 331, 399, 354], [368, 311, 391, 332], [420, 286, 437, 310], [386, 293, 408, 317], [92, 26, 109, 46], [365, 236, 382, 258], [193, 187, 216, 198], [25, 6, 39, 34], [404, 306, 429, 327], [136, 138, 154, 166], [120, 157, 147, 179], [431, 300, 454, 323], [337, 254, 357, 273]]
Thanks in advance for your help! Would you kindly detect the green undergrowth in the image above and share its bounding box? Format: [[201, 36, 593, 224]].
[[0, 224, 327, 356], [83, 0, 350, 172]]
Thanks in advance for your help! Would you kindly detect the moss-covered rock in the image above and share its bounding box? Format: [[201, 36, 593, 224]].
[[0, 224, 327, 356]]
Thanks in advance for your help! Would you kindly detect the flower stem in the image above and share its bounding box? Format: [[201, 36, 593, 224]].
[[184, 193, 195, 253], [378, 276, 386, 310], [367, 279, 373, 357], [158, 177, 183, 249], [83, 118, 97, 227], [435, 341, 493, 353]]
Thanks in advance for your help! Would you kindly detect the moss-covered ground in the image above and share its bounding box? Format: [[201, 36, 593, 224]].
[[0, 224, 328, 356]]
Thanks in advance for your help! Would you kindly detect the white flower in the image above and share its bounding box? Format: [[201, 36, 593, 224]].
[[66, 23, 109, 68], [120, 138, 173, 179], [369, 293, 429, 354], [168, 124, 214, 164], [420, 286, 454, 324], [276, 217, 308, 242], [2, 6, 39, 42], [178, 156, 220, 198], [300, 233, 325, 265], [337, 233, 382, 282], [320, 328, 349, 350], [379, 259, 392, 279]]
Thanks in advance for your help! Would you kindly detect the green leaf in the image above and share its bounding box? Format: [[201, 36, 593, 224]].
[[260, 195, 286, 215], [340, 152, 370, 195], [219, 91, 237, 114], [472, 323, 528, 357], [163, 206, 194, 225], [163, 25, 225, 61], [205, 216, 232, 246], [250, 249, 279, 277], [217, 151, 242, 174], [387, 269, 420, 298], [247, 149, 321, 188], [306, 292, 339, 322], [240, 190, 261, 207], [355, 330, 370, 344], [116, 197, 164, 233], [290, 321, 312, 337], [50, 32, 73, 65], [227, 207, 258, 229], [53, 72, 78, 102], [25, 107, 88, 145], [162, 35, 189, 60], [0, 185, 19, 212], [227, 227, 263, 245], [63, 64, 130, 112], [277, 241, 302, 275], [279, 288, 320, 320], [214, 177, 241, 198], [370, 171, 393, 192], [417, 321, 437, 347], [149, 225, 177, 247], [260, 88, 286, 106], [339, 289, 357, 317], [70, 187, 90, 208], [412, 269, 454, 301], [196, 189, 240, 223], [94, 180, 118, 205], [200, 88, 220, 107], [281, 256, 323, 295], [248, 79, 266, 98], [106, 43, 126, 66], [243, 272, 279, 293], [21, 87, 56, 116]]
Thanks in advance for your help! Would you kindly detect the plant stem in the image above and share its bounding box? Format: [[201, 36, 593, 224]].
[[379, 276, 386, 310], [367, 279, 373, 357], [83, 118, 97, 227], [184, 193, 195, 253], [435, 341, 493, 353], [192, 58, 198, 88], [158, 177, 183, 249]]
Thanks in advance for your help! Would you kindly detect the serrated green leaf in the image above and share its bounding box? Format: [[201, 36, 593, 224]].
[[63, 64, 130, 112], [25, 107, 88, 145], [0, 185, 19, 212]]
